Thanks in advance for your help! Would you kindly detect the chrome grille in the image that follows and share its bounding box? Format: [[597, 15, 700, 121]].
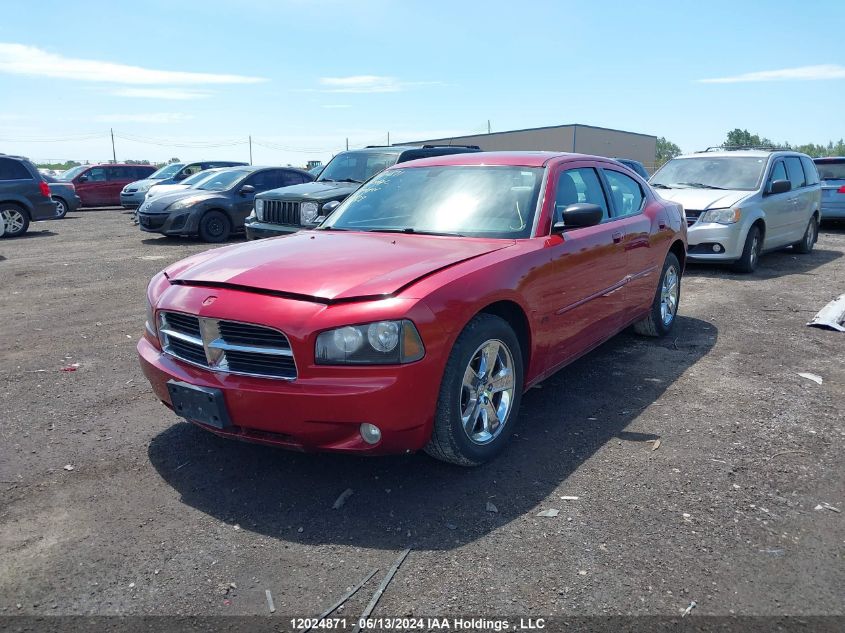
[[158, 312, 297, 380], [263, 200, 300, 226]]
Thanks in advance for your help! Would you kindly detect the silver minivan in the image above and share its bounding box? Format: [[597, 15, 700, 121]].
[[650, 149, 821, 272]]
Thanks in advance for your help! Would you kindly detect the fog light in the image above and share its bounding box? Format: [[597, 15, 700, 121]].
[[359, 423, 382, 445], [712, 244, 723, 253]]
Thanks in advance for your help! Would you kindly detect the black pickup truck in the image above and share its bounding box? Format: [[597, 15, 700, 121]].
[[244, 144, 480, 239]]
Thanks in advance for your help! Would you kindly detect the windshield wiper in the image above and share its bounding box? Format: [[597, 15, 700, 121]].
[[367, 228, 465, 237], [334, 178, 362, 183], [315, 225, 348, 231], [651, 183, 672, 189], [676, 182, 728, 190]]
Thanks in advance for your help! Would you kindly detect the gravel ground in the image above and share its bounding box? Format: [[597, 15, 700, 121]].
[[0, 209, 843, 621]]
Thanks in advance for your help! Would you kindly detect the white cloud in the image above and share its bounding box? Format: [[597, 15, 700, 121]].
[[94, 113, 193, 124], [0, 43, 267, 85], [698, 64, 845, 83], [314, 75, 441, 93], [110, 87, 213, 100]]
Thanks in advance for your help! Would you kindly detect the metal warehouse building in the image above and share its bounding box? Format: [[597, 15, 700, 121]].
[[400, 124, 657, 172]]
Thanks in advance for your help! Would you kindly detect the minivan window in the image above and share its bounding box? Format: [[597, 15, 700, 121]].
[[149, 163, 184, 179], [651, 156, 767, 191], [815, 159, 845, 180], [0, 157, 32, 180], [784, 157, 806, 190], [800, 157, 819, 186], [769, 160, 787, 185], [59, 165, 89, 181]]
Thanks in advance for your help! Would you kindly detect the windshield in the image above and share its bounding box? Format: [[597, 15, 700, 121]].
[[149, 163, 184, 179], [815, 160, 845, 181], [322, 166, 544, 239], [58, 165, 88, 181], [651, 156, 767, 191], [318, 152, 398, 183], [196, 169, 249, 191], [182, 169, 222, 186]]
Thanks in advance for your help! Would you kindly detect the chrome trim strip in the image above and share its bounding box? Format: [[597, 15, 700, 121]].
[[208, 339, 294, 357], [159, 328, 203, 346]]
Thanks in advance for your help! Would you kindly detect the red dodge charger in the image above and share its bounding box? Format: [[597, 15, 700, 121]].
[[138, 152, 686, 465]]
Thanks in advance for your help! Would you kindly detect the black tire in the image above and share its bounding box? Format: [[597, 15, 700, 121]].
[[53, 197, 68, 219], [198, 210, 231, 243], [425, 314, 524, 466], [793, 215, 817, 254], [633, 252, 681, 337], [0, 203, 30, 237], [731, 225, 762, 273]]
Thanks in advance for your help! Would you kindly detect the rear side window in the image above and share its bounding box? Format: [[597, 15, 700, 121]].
[[555, 168, 609, 220], [800, 157, 819, 185], [784, 157, 806, 189], [603, 169, 644, 217], [815, 160, 845, 180], [0, 157, 33, 180]]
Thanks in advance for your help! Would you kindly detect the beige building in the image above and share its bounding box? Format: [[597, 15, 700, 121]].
[[400, 124, 657, 172]]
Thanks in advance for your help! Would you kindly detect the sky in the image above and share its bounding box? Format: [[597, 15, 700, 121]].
[[1, 0, 844, 166]]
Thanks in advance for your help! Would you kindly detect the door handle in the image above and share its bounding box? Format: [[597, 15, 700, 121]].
[[612, 232, 624, 243]]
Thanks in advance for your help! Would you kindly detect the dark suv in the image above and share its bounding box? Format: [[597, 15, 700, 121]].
[[0, 154, 58, 237], [244, 144, 481, 239]]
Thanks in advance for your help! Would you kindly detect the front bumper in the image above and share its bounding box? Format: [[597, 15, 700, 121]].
[[138, 210, 194, 236], [138, 336, 435, 454], [686, 221, 746, 261], [244, 218, 303, 240], [120, 190, 147, 209]]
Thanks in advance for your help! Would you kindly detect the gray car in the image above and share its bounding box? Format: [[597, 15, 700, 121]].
[[120, 160, 248, 209], [650, 149, 821, 272], [814, 157, 845, 220], [0, 154, 57, 237], [43, 174, 82, 218]]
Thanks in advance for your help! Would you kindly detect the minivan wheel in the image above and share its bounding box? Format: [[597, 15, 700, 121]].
[[53, 197, 68, 219], [633, 252, 681, 337], [425, 314, 523, 466], [732, 225, 762, 273], [198, 210, 231, 243], [0, 204, 29, 237], [794, 215, 817, 254]]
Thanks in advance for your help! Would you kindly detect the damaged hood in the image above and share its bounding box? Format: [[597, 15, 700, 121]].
[[167, 231, 514, 301], [654, 188, 750, 211]]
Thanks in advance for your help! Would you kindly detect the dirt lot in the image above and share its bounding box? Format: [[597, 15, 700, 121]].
[[1, 209, 843, 622]]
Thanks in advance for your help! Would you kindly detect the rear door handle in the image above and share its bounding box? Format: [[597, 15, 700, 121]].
[[612, 232, 624, 243]]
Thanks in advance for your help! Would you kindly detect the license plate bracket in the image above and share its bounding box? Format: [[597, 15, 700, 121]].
[[167, 380, 231, 429]]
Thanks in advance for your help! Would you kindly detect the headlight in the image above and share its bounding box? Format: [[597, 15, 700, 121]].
[[138, 182, 153, 192], [315, 319, 425, 365], [169, 196, 204, 210], [145, 297, 155, 336], [254, 198, 264, 221], [700, 207, 741, 224], [301, 201, 319, 225]]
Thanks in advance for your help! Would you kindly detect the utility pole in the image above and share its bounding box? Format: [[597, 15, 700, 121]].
[[248, 135, 253, 165], [110, 128, 117, 163], [346, 137, 349, 151], [487, 120, 491, 134], [387, 131, 390, 146]]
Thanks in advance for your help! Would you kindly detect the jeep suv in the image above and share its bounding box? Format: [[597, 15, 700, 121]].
[[244, 145, 481, 239], [0, 154, 58, 237], [649, 148, 821, 272]]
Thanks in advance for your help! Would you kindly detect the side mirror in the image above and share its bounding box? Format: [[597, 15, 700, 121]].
[[239, 184, 256, 195], [769, 179, 791, 195], [77, 175, 88, 183], [321, 200, 340, 214], [553, 203, 604, 231]]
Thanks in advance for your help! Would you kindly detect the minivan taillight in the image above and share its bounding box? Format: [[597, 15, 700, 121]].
[[39, 181, 51, 197]]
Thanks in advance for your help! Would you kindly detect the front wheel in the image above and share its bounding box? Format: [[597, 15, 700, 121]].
[[425, 314, 523, 466], [633, 252, 681, 337], [732, 225, 762, 273], [793, 215, 817, 254], [198, 210, 231, 243]]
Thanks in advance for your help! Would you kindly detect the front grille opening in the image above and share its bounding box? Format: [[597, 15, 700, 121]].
[[218, 321, 290, 348], [264, 200, 300, 225]]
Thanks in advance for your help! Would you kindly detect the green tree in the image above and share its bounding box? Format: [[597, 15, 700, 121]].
[[655, 136, 681, 168], [168, 157, 180, 164]]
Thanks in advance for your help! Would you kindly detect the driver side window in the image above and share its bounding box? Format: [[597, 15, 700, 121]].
[[768, 160, 787, 191], [554, 168, 609, 221]]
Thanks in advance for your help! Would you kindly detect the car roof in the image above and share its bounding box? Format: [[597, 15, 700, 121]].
[[680, 149, 809, 159], [814, 156, 845, 162], [79, 163, 156, 167], [385, 151, 617, 169]]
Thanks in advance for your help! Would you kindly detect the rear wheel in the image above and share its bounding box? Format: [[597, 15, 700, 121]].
[[793, 215, 817, 254], [53, 197, 68, 219], [633, 252, 681, 337], [425, 314, 523, 466], [731, 225, 762, 273], [0, 204, 29, 237], [198, 210, 231, 243]]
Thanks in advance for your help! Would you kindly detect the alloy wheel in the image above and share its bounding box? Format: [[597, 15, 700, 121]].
[[460, 339, 516, 445], [54, 198, 66, 217], [749, 234, 760, 268], [660, 264, 679, 326], [1, 209, 25, 234]]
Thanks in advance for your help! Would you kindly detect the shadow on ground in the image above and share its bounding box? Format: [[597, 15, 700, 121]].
[[686, 246, 841, 281], [149, 315, 716, 551]]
